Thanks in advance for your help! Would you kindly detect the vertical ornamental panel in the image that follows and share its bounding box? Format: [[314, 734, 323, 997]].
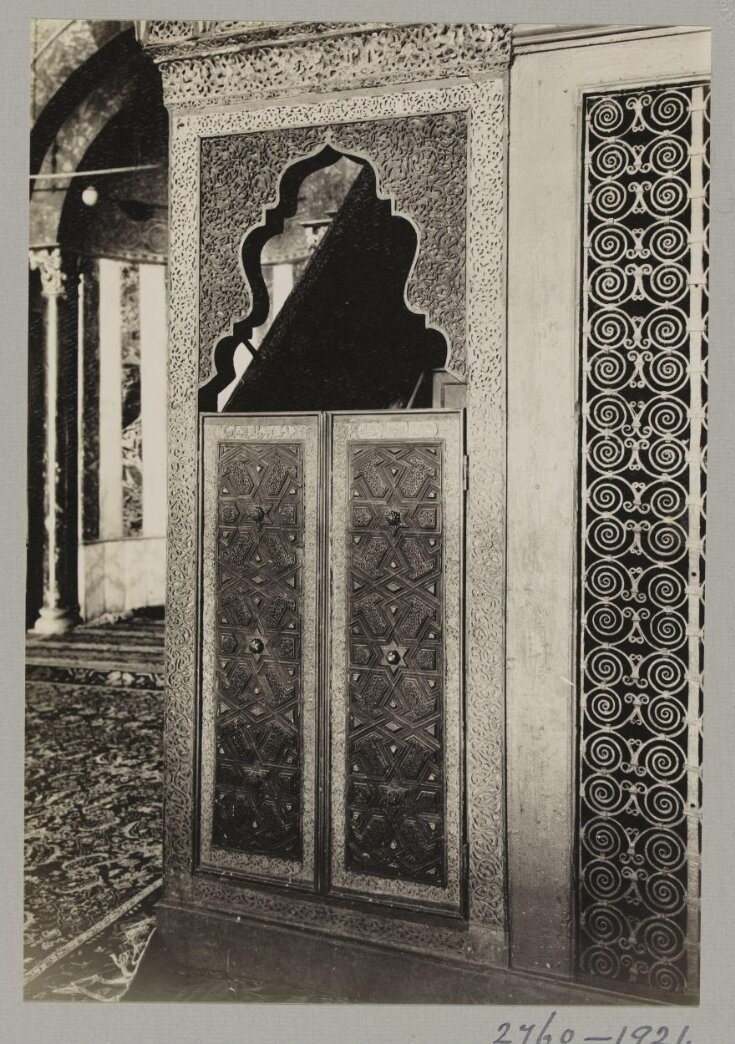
[[213, 441, 304, 859], [120, 263, 143, 537], [79, 257, 100, 543], [329, 411, 464, 914], [579, 84, 708, 996], [346, 442, 446, 886]]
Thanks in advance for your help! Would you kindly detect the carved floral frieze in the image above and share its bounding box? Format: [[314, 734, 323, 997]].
[[142, 23, 511, 109]]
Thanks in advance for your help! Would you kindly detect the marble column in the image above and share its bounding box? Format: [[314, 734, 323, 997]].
[[29, 246, 79, 634]]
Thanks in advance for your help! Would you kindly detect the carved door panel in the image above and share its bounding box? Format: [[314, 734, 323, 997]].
[[199, 414, 320, 889], [198, 410, 465, 915], [328, 412, 465, 915]]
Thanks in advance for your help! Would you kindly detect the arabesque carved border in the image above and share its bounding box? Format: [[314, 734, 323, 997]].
[[151, 23, 511, 109]]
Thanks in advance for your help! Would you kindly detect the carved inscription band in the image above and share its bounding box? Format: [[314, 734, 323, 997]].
[[147, 23, 512, 109]]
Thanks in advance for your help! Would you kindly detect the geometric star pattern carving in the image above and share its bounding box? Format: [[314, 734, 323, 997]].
[[213, 442, 303, 860], [346, 442, 445, 886]]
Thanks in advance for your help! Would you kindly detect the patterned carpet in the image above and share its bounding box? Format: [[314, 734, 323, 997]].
[[24, 677, 164, 1001]]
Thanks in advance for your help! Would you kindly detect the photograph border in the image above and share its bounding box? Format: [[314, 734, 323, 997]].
[[3, 1, 733, 1041]]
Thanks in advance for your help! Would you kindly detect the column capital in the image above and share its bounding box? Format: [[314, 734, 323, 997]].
[[29, 246, 67, 298]]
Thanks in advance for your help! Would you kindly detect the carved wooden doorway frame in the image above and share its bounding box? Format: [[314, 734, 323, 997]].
[[160, 62, 509, 966]]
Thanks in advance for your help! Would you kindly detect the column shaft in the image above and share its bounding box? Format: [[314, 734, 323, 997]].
[[29, 246, 79, 634]]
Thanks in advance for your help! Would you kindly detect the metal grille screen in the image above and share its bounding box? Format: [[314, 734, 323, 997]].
[[578, 83, 708, 997]]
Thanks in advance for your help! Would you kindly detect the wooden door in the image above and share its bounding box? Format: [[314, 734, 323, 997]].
[[327, 411, 465, 916], [198, 410, 465, 917], [198, 414, 320, 890]]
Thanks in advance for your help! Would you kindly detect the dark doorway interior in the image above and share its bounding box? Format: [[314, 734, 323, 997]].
[[200, 148, 447, 414]]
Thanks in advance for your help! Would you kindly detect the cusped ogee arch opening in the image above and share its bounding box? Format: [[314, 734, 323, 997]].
[[198, 144, 448, 414]]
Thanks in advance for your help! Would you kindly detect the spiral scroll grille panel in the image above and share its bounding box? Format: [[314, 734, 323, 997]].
[[578, 83, 708, 996]]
